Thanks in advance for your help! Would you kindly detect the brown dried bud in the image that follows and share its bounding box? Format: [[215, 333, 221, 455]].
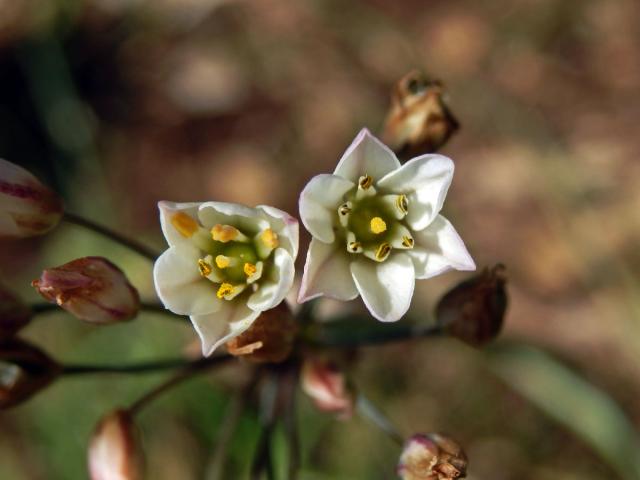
[[0, 286, 31, 340], [226, 302, 297, 363], [382, 70, 459, 159], [435, 264, 507, 347], [0, 338, 61, 409], [88, 409, 143, 480], [301, 357, 354, 419], [0, 158, 63, 238], [32, 257, 140, 325], [397, 433, 468, 480]]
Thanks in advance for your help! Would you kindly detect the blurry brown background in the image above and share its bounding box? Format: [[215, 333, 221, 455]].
[[0, 0, 639, 478]]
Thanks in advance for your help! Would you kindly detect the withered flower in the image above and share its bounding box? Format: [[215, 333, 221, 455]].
[[225, 302, 297, 363], [88, 409, 143, 480], [435, 264, 507, 346], [0, 286, 31, 340], [397, 433, 467, 480], [32, 257, 140, 325], [301, 357, 354, 419], [0, 338, 61, 409], [0, 158, 63, 238], [382, 71, 459, 159]]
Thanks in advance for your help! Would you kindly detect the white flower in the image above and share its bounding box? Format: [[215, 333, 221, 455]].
[[154, 201, 298, 356], [298, 128, 475, 322]]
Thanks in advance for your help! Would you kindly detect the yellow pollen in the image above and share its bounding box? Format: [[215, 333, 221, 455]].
[[396, 194, 409, 214], [370, 217, 387, 234], [216, 283, 234, 299], [171, 212, 198, 238], [244, 262, 257, 277], [260, 228, 279, 249], [198, 259, 212, 277], [215, 255, 231, 269], [211, 224, 239, 242], [359, 175, 373, 189], [375, 243, 391, 260], [402, 236, 414, 248]]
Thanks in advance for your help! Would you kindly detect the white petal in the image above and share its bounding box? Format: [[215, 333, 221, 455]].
[[190, 304, 260, 356], [408, 215, 475, 279], [153, 244, 222, 315], [197, 201, 269, 233], [256, 204, 299, 258], [299, 174, 354, 243], [333, 129, 401, 183], [247, 248, 295, 311], [377, 154, 454, 231], [298, 238, 358, 302], [158, 201, 202, 247], [350, 253, 415, 322]]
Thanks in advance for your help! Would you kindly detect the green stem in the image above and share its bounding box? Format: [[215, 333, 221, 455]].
[[61, 355, 229, 375], [356, 393, 404, 446], [30, 302, 188, 321], [63, 212, 159, 261]]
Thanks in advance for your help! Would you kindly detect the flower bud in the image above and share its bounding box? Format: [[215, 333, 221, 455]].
[[435, 264, 507, 347], [32, 257, 140, 325], [0, 338, 61, 409], [226, 302, 297, 363], [88, 409, 143, 480], [0, 158, 63, 238], [301, 357, 354, 419], [0, 286, 31, 340], [382, 71, 459, 159], [397, 433, 468, 480]]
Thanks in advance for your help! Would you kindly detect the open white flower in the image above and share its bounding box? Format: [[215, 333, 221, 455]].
[[154, 201, 298, 356], [298, 129, 475, 322]]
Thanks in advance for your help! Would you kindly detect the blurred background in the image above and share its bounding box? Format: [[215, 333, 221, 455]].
[[1, 0, 639, 478]]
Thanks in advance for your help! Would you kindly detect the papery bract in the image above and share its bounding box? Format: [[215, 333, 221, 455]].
[[88, 409, 143, 480], [397, 433, 467, 480], [32, 257, 140, 324], [153, 201, 298, 356], [0, 158, 63, 238], [301, 357, 354, 419], [298, 128, 475, 322]]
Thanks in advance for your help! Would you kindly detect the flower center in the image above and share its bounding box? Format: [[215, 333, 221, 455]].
[[336, 175, 413, 262]]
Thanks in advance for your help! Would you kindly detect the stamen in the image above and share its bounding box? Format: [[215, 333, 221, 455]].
[[244, 262, 257, 277], [358, 175, 373, 190], [370, 217, 387, 234], [171, 212, 198, 238], [402, 236, 414, 248], [348, 241, 362, 253], [215, 255, 233, 269], [338, 203, 351, 216], [260, 228, 279, 249], [211, 224, 242, 243], [375, 242, 391, 261], [338, 202, 352, 227], [198, 259, 212, 277], [396, 194, 409, 215], [216, 283, 234, 299]]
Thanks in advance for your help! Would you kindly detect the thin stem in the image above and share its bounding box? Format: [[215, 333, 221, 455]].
[[282, 365, 301, 480], [30, 302, 188, 321], [63, 212, 159, 261], [61, 355, 229, 375], [356, 393, 404, 446], [251, 372, 279, 480]]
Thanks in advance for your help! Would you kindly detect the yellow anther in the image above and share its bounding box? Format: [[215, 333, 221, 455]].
[[359, 175, 373, 190], [370, 217, 387, 234], [244, 262, 257, 277], [211, 224, 240, 243], [171, 212, 198, 238], [348, 241, 361, 252], [402, 236, 414, 248], [396, 194, 409, 214], [338, 204, 351, 216], [198, 259, 212, 277], [215, 255, 231, 269], [375, 243, 391, 261], [216, 283, 234, 299], [260, 228, 279, 249]]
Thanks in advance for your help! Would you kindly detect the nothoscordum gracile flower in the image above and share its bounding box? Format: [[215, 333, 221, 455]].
[[154, 201, 298, 356], [298, 129, 475, 322], [0, 159, 63, 238]]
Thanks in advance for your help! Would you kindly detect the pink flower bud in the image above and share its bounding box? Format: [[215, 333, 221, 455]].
[[0, 286, 31, 340], [0, 159, 63, 238], [301, 358, 354, 419], [397, 433, 468, 480], [88, 410, 143, 480], [32, 257, 140, 324]]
